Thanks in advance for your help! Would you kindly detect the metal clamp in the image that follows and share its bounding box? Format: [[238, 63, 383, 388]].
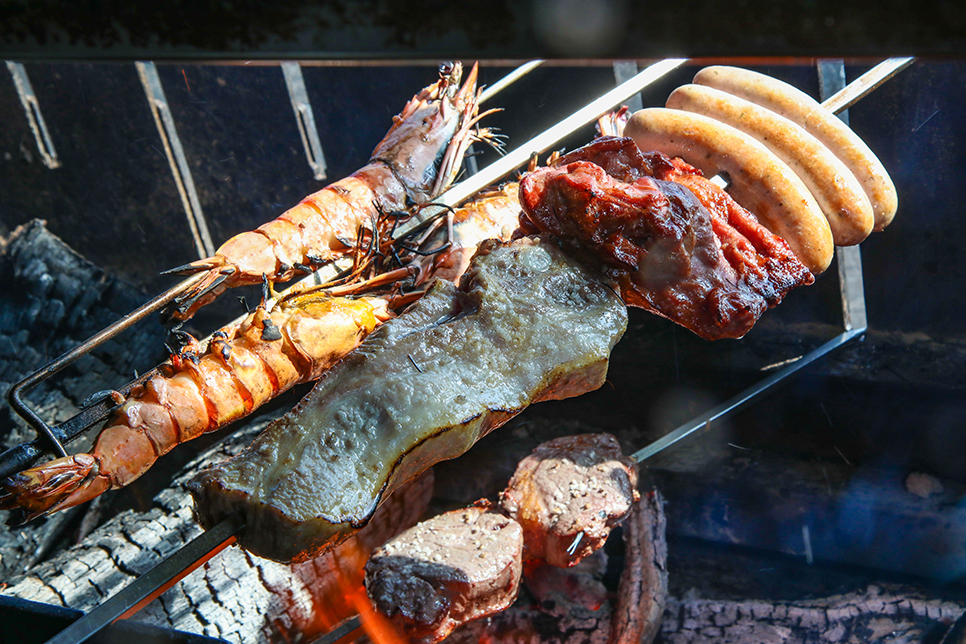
[[136, 61, 215, 259], [281, 61, 328, 182], [6, 62, 61, 169]]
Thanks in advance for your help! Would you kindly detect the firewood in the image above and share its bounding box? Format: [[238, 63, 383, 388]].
[[1, 418, 434, 644], [611, 490, 668, 644], [660, 584, 965, 644]]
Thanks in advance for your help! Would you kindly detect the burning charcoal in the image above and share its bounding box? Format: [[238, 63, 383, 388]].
[[525, 549, 610, 618], [499, 433, 639, 567], [365, 502, 524, 644]]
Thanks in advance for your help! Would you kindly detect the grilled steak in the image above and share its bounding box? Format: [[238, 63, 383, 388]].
[[365, 502, 524, 644], [499, 433, 639, 567], [189, 237, 627, 562]]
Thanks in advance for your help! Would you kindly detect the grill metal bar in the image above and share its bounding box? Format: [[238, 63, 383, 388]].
[[6, 61, 61, 169], [44, 513, 244, 644], [10, 58, 912, 644], [282, 61, 329, 181], [819, 59, 869, 333], [137, 61, 216, 259], [612, 61, 645, 113]]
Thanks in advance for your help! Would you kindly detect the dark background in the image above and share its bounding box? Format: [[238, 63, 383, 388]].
[[0, 6, 964, 583]]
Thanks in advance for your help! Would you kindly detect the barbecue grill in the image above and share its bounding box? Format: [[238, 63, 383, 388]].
[[0, 22, 964, 643]]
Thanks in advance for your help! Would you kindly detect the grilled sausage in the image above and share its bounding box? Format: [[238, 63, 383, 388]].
[[624, 107, 834, 274], [693, 65, 898, 230], [667, 84, 875, 246]]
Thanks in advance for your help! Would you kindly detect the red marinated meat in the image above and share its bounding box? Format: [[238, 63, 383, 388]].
[[519, 137, 814, 340]]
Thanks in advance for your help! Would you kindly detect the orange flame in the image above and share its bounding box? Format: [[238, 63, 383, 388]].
[[318, 537, 410, 644]]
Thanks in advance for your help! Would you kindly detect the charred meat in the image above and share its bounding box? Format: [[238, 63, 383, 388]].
[[519, 137, 813, 340], [499, 433, 639, 568], [365, 502, 524, 644]]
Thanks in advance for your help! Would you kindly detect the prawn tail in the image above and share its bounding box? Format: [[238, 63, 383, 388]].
[[0, 453, 110, 524], [161, 260, 238, 324]]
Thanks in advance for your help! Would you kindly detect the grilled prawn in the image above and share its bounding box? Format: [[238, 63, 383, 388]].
[[164, 61, 491, 322], [0, 183, 524, 521]]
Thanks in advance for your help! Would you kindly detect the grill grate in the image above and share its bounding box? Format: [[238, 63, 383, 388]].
[[0, 57, 913, 644]]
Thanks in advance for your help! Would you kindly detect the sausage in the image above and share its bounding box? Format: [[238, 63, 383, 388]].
[[624, 107, 833, 274], [667, 84, 874, 246], [693, 65, 898, 231]]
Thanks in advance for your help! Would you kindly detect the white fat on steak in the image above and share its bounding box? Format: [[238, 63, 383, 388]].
[[365, 503, 524, 644], [189, 237, 627, 563], [500, 433, 639, 567]]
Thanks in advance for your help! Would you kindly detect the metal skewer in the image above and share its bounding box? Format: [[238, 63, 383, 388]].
[[43, 513, 244, 644], [395, 58, 689, 239]]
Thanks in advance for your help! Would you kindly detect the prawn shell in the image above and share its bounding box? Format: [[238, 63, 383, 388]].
[[147, 373, 209, 443], [215, 232, 278, 281], [256, 219, 304, 271], [235, 314, 302, 390], [93, 413, 160, 486], [219, 342, 278, 411], [278, 201, 337, 259], [192, 354, 251, 426]]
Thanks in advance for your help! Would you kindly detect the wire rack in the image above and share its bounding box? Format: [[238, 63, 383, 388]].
[[0, 56, 914, 644]]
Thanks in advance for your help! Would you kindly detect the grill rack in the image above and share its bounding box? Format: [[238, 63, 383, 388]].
[[0, 57, 913, 644]]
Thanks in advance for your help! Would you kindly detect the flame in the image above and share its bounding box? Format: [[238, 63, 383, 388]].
[[318, 537, 410, 644], [349, 586, 410, 644]]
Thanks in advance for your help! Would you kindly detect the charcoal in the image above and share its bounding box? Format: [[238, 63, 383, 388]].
[[0, 220, 168, 579]]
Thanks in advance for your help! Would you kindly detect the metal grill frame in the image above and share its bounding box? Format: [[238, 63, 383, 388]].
[[0, 57, 913, 644]]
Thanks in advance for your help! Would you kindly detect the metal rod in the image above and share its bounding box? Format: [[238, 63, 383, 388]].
[[632, 327, 865, 463], [612, 61, 644, 113], [136, 61, 216, 259], [6, 61, 61, 169], [44, 513, 244, 644], [821, 57, 914, 115], [479, 59, 544, 103], [308, 615, 364, 644], [5, 273, 204, 459], [282, 61, 328, 181], [819, 58, 869, 332], [394, 58, 688, 239]]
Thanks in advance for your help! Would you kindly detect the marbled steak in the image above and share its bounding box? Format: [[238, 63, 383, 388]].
[[189, 237, 627, 563]]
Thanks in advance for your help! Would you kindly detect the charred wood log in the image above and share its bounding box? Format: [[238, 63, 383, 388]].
[[1, 419, 434, 643], [0, 220, 168, 581], [444, 488, 667, 644], [648, 438, 966, 580], [660, 583, 965, 644], [611, 489, 667, 644]]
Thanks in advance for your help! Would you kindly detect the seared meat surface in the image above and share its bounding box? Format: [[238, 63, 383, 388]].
[[189, 237, 626, 563], [365, 503, 524, 644], [519, 137, 813, 340], [499, 433, 639, 567]]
